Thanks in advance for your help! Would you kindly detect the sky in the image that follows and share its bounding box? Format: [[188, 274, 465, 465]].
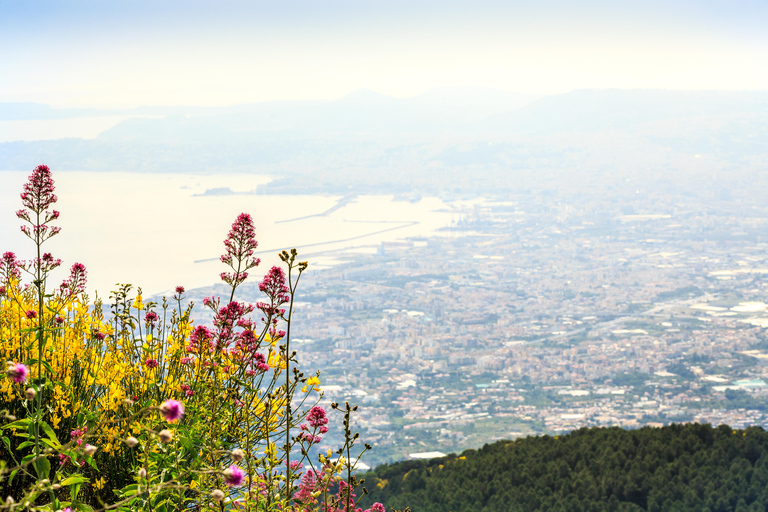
[[1, 0, 768, 108]]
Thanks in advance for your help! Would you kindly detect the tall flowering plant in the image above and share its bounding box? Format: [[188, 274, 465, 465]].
[[0, 166, 386, 512]]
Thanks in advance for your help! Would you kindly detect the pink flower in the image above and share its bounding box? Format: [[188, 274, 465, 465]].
[[307, 406, 328, 429], [61, 262, 87, 296], [159, 399, 185, 422], [145, 358, 159, 369], [25, 310, 37, 319], [0, 252, 21, 281], [222, 465, 245, 487], [180, 356, 193, 365], [188, 325, 214, 353], [144, 311, 159, 326], [20, 165, 57, 214], [175, 285, 185, 294], [7, 363, 29, 383], [220, 213, 260, 289], [366, 504, 386, 512]]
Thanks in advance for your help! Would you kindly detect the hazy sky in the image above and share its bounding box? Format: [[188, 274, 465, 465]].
[[2, 0, 767, 107]]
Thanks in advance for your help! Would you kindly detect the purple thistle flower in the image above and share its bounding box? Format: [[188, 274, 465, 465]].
[[159, 399, 185, 422], [7, 362, 29, 383], [222, 465, 245, 487]]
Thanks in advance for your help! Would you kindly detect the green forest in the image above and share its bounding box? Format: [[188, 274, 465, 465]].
[[358, 424, 768, 512]]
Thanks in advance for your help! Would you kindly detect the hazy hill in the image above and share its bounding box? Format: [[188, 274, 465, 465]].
[[359, 423, 768, 512], [1, 89, 766, 197]]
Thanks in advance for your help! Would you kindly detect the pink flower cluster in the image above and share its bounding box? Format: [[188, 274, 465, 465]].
[[256, 266, 289, 319], [220, 213, 261, 289], [0, 251, 21, 282], [60, 262, 87, 297], [19, 164, 57, 213], [299, 406, 329, 444]]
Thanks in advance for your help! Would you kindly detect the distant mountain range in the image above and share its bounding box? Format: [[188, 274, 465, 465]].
[[1, 88, 767, 196]]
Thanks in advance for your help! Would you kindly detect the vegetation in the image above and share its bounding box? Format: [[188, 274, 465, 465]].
[[0, 165, 384, 512], [360, 423, 768, 512]]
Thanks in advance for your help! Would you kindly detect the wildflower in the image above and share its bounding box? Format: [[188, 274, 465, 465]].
[[7, 363, 29, 383], [307, 406, 328, 429], [158, 429, 173, 443], [0, 252, 21, 281], [26, 310, 37, 319], [366, 504, 386, 512], [84, 444, 98, 457], [188, 325, 214, 353], [25, 388, 36, 400], [290, 460, 303, 471], [144, 311, 159, 326], [124, 436, 139, 448], [231, 448, 245, 462], [180, 356, 193, 365], [61, 262, 87, 296], [211, 489, 225, 502], [220, 213, 260, 292], [93, 331, 105, 341], [55, 316, 64, 325], [20, 165, 57, 213], [159, 399, 185, 422], [175, 285, 185, 294], [222, 465, 245, 487], [138, 467, 147, 479], [145, 358, 159, 369]]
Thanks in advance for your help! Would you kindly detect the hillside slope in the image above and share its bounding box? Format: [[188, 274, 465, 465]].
[[359, 424, 768, 512]]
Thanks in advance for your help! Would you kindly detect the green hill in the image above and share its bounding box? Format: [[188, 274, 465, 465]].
[[359, 424, 768, 512]]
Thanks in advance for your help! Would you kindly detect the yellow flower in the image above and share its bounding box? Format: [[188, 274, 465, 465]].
[[133, 295, 143, 311]]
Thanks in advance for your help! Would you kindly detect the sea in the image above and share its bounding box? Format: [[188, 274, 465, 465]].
[[0, 170, 460, 299]]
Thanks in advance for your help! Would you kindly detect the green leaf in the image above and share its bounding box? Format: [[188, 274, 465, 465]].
[[1, 436, 10, 453], [34, 455, 51, 480], [39, 420, 59, 443], [72, 503, 94, 512], [61, 475, 90, 486], [1, 417, 32, 432], [9, 468, 19, 485], [17, 440, 35, 450]]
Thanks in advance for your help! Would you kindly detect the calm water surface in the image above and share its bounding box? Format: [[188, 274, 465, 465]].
[[0, 171, 459, 298]]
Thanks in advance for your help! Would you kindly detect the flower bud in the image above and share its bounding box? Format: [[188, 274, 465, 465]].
[[158, 429, 173, 443], [25, 387, 36, 400], [231, 448, 245, 462], [138, 467, 147, 479], [211, 489, 225, 502], [84, 444, 98, 457], [124, 436, 139, 448]]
